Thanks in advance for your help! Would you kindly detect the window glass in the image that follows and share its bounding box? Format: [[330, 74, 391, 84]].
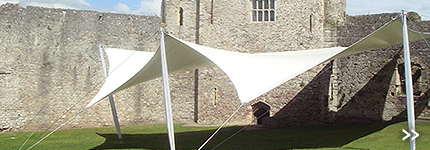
[[270, 10, 275, 21], [258, 11, 263, 21], [270, 0, 275, 9], [264, 0, 269, 9], [252, 0, 275, 22], [258, 0, 263, 9], [264, 11, 269, 21]]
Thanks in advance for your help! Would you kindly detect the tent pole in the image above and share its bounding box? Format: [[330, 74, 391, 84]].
[[402, 10, 416, 150], [98, 45, 123, 143], [160, 28, 176, 150]]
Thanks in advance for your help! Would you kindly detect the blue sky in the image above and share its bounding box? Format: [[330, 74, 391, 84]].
[[347, 0, 430, 20], [0, 0, 429, 20], [85, 0, 140, 10]]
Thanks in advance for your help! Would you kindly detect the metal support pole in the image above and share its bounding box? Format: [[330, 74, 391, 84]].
[[159, 28, 176, 150], [402, 10, 416, 150], [98, 45, 123, 142]]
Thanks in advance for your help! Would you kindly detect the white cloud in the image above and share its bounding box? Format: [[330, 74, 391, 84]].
[[0, 0, 19, 5], [1, 0, 95, 11], [139, 0, 161, 16], [2, 0, 427, 19], [0, 0, 162, 16], [110, 1, 161, 16], [113, 2, 131, 13]]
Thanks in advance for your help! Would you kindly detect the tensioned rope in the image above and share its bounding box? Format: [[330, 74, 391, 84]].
[[15, 10, 73, 144], [22, 66, 116, 149], [195, 16, 400, 150], [19, 30, 159, 150], [195, 51, 332, 150], [17, 86, 67, 150], [15, 35, 157, 137], [205, 12, 430, 150], [25, 110, 84, 150], [198, 13, 423, 150], [208, 50, 340, 149], [23, 46, 158, 149], [23, 78, 105, 149], [17, 11, 86, 148], [407, 15, 430, 49], [197, 103, 245, 150], [17, 15, 88, 149], [210, 109, 270, 150], [19, 69, 104, 149], [209, 13, 430, 150]]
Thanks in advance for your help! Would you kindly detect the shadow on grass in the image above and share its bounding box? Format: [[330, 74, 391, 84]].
[[91, 123, 392, 150]]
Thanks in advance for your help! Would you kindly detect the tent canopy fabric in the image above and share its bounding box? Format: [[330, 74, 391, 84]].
[[86, 17, 430, 108], [332, 17, 430, 59]]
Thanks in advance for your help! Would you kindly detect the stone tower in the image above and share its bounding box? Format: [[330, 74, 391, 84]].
[[324, 0, 346, 26], [160, 0, 348, 125], [161, 0, 346, 50], [323, 0, 346, 47]]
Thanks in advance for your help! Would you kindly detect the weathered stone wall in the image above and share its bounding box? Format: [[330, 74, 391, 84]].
[[165, 0, 330, 51], [324, 0, 346, 26], [329, 13, 430, 124], [0, 3, 163, 131], [162, 0, 347, 125], [1, 2, 429, 132], [261, 13, 430, 127]]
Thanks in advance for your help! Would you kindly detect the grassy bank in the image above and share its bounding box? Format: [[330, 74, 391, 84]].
[[1, 121, 429, 149]]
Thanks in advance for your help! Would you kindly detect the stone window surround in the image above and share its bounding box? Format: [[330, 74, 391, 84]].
[[252, 0, 275, 22]]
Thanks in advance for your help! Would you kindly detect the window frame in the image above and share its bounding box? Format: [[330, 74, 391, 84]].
[[252, 0, 275, 22]]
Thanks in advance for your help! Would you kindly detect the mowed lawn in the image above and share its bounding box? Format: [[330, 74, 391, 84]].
[[1, 121, 429, 150]]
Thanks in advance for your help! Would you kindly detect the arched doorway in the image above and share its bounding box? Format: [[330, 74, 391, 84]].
[[398, 63, 422, 96], [252, 101, 270, 125]]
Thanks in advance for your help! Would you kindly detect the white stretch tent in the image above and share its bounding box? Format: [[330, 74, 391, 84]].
[[23, 14, 430, 150], [86, 17, 430, 108], [80, 17, 430, 150], [83, 17, 430, 150]]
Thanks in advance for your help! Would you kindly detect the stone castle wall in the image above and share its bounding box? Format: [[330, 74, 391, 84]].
[[1, 2, 430, 132], [0, 3, 164, 131], [164, 0, 336, 51], [162, 0, 347, 126], [265, 13, 430, 127], [330, 13, 430, 124]]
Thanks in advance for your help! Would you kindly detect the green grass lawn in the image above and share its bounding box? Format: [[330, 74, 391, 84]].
[[1, 121, 429, 150]]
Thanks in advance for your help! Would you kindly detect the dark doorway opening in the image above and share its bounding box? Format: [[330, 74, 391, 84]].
[[252, 101, 270, 125], [398, 63, 422, 96]]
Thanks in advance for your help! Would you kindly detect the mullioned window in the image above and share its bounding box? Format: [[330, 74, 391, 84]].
[[252, 0, 275, 22]]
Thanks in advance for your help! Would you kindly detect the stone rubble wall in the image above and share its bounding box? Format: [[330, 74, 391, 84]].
[[1, 2, 430, 132], [0, 3, 164, 132], [329, 13, 430, 124], [163, 0, 345, 126]]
